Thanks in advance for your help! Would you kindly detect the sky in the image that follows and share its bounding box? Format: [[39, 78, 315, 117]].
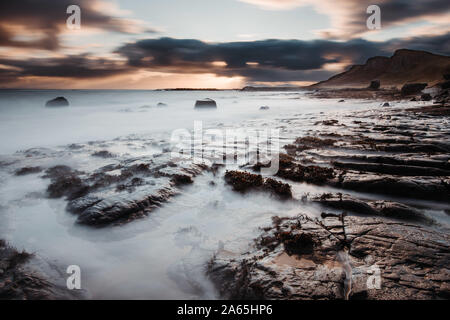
[[0, 0, 449, 89]]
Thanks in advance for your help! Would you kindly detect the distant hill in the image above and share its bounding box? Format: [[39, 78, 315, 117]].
[[311, 49, 450, 89], [241, 86, 304, 92]]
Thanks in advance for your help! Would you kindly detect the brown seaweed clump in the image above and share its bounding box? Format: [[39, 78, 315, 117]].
[[284, 136, 337, 154], [224, 170, 292, 198], [277, 162, 335, 184]]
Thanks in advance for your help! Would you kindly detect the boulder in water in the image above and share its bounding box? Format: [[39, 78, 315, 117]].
[[259, 106, 269, 110], [195, 98, 217, 109], [157, 102, 167, 107], [421, 93, 432, 101], [45, 96, 69, 107], [368, 80, 380, 90], [440, 81, 450, 90], [401, 83, 427, 96]]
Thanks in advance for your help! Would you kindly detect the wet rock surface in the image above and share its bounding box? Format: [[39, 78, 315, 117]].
[[211, 98, 450, 299], [61, 157, 207, 226], [208, 215, 450, 300], [3, 137, 212, 228], [401, 83, 427, 96], [0, 240, 80, 299], [311, 193, 435, 224], [2, 92, 450, 299]]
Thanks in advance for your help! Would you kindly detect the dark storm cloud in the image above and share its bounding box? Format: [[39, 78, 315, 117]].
[[0, 33, 448, 84], [115, 33, 450, 82], [380, 0, 449, 26], [0, 55, 128, 80], [0, 0, 156, 50], [116, 37, 387, 73]]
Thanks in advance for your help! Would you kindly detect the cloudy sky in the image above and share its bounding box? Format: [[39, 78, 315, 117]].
[[0, 0, 449, 89]]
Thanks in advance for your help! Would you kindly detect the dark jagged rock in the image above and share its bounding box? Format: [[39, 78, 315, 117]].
[[441, 81, 450, 90], [45, 97, 69, 107], [74, 186, 176, 226], [382, 102, 390, 107], [91, 150, 115, 158], [15, 166, 42, 176], [208, 215, 450, 300], [315, 119, 339, 126], [369, 80, 380, 90], [195, 98, 217, 109], [401, 83, 427, 96], [433, 89, 449, 105], [421, 93, 432, 101]]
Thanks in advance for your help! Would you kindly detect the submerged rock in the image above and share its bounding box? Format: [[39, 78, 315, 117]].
[[441, 81, 450, 90], [421, 93, 432, 101], [195, 98, 217, 109], [368, 80, 380, 90], [259, 106, 270, 110], [0, 240, 81, 299], [401, 83, 427, 96], [91, 150, 115, 158], [45, 97, 69, 107], [15, 166, 42, 176]]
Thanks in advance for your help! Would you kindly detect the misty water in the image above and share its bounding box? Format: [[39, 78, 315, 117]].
[[0, 90, 446, 299]]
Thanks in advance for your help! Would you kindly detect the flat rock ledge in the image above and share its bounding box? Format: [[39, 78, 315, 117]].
[[207, 215, 450, 300]]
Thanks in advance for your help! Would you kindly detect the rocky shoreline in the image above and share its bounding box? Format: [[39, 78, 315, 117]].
[[208, 214, 449, 300], [0, 240, 82, 299], [1, 88, 449, 300], [208, 89, 450, 299]]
